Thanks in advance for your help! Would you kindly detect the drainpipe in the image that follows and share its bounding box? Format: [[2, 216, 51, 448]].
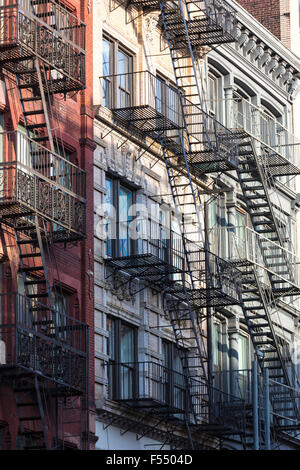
[[252, 360, 260, 450], [228, 317, 239, 398], [264, 367, 271, 450]]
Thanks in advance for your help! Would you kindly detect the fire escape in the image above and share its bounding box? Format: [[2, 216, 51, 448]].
[[0, 0, 88, 449], [101, 0, 300, 449], [100, 0, 244, 449]]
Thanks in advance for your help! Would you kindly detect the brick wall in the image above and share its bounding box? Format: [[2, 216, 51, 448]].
[[237, 0, 283, 41]]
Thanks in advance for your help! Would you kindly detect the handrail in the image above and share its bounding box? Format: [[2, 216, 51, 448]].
[[208, 225, 300, 287], [0, 131, 86, 200], [207, 97, 300, 165], [0, 0, 86, 52]]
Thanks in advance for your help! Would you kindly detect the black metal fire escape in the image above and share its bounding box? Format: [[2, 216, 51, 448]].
[[103, 0, 242, 449], [0, 0, 88, 450], [231, 129, 300, 431]]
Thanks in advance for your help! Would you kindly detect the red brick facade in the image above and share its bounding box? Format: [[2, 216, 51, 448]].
[[237, 0, 291, 47], [0, 0, 95, 450]]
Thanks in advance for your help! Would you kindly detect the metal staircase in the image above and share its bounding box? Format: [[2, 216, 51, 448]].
[[0, 0, 88, 450], [14, 376, 50, 450], [235, 132, 299, 298], [102, 0, 240, 449], [238, 265, 300, 428]]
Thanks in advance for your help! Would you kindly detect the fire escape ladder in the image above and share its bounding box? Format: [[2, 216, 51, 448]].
[[14, 213, 54, 313], [13, 376, 50, 450], [236, 135, 295, 295], [15, 57, 55, 152], [238, 259, 300, 428], [159, 0, 211, 148]]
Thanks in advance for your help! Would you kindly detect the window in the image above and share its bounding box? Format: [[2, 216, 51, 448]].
[[53, 289, 71, 340], [171, 215, 184, 281], [156, 75, 181, 129], [208, 73, 218, 118], [162, 341, 186, 412], [212, 322, 224, 390], [234, 210, 247, 259], [237, 333, 250, 399], [102, 36, 133, 109], [104, 176, 135, 258], [107, 316, 137, 400], [53, 145, 72, 191], [232, 90, 252, 132]]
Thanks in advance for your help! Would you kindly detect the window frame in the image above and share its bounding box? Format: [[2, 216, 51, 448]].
[[104, 175, 136, 258], [107, 316, 138, 401], [162, 340, 187, 411], [102, 34, 134, 109]]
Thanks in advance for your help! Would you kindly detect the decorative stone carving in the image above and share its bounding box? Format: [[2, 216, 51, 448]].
[[244, 36, 256, 55], [274, 62, 286, 80], [252, 43, 264, 62], [259, 49, 272, 69], [266, 55, 279, 75], [108, 271, 136, 303], [231, 21, 299, 94], [144, 13, 160, 44]]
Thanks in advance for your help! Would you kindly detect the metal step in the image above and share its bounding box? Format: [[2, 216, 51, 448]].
[[21, 266, 44, 272], [23, 110, 44, 116], [19, 416, 42, 421]]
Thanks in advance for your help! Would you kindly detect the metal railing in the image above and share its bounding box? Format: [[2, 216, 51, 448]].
[[204, 0, 237, 37], [209, 97, 300, 167], [99, 71, 238, 169], [186, 240, 241, 303], [213, 368, 300, 429], [0, 1, 85, 87], [0, 131, 86, 237], [104, 218, 184, 267], [108, 361, 204, 416], [0, 292, 88, 392], [100, 70, 183, 133], [208, 225, 300, 288], [20, 0, 86, 50]]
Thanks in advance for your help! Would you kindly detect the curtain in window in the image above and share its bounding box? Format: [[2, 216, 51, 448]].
[[119, 185, 132, 257], [102, 39, 111, 108], [120, 324, 134, 399], [105, 177, 113, 256], [118, 51, 131, 108]]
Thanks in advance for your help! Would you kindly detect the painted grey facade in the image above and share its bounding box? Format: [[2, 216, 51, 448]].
[[93, 0, 300, 450]]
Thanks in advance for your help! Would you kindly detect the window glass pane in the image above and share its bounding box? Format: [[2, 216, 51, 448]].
[[102, 39, 111, 107], [213, 323, 221, 369], [107, 317, 115, 361], [171, 216, 183, 280], [118, 50, 131, 107], [156, 77, 163, 114], [119, 185, 132, 256], [168, 87, 176, 122], [238, 334, 248, 370], [163, 342, 169, 368], [103, 39, 111, 76], [235, 211, 246, 258], [105, 177, 113, 256], [120, 324, 134, 362]]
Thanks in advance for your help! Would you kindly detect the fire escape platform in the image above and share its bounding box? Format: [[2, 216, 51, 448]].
[[184, 148, 238, 174], [113, 105, 183, 134], [166, 18, 236, 48], [0, 292, 88, 395], [128, 1, 236, 46], [0, 2, 86, 93], [105, 253, 183, 278], [231, 129, 300, 177], [0, 131, 87, 242], [165, 285, 241, 308]]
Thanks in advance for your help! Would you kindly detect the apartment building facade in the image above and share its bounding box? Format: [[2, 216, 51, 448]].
[[0, 0, 95, 449], [93, 0, 300, 450]]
